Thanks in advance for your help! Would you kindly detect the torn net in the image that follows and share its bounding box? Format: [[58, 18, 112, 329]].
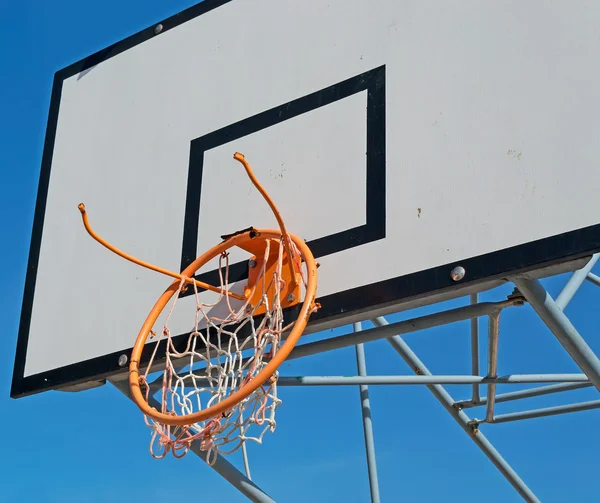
[[139, 238, 301, 462]]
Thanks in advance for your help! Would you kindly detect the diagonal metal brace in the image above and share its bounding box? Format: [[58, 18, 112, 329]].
[[371, 316, 540, 503], [513, 277, 600, 392], [110, 379, 276, 503]]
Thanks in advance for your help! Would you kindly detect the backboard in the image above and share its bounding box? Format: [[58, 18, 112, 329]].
[[12, 0, 600, 398]]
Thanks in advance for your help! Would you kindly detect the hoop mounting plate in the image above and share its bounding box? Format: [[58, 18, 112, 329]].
[[240, 237, 301, 316]]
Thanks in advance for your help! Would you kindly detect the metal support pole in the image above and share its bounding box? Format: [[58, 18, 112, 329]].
[[110, 380, 276, 503], [456, 382, 593, 409], [513, 277, 600, 392], [371, 317, 540, 503], [586, 272, 600, 287], [353, 323, 381, 503], [470, 294, 481, 403], [473, 399, 600, 425], [242, 440, 252, 480], [485, 311, 501, 423], [555, 254, 600, 310], [192, 374, 590, 387], [151, 298, 526, 390], [289, 299, 521, 361]]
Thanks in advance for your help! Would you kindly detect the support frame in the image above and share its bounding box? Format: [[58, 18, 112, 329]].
[[116, 256, 600, 502]]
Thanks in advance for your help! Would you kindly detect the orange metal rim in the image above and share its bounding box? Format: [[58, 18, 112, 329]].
[[128, 228, 318, 427]]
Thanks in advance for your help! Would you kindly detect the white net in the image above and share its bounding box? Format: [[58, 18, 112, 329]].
[[139, 238, 301, 461]]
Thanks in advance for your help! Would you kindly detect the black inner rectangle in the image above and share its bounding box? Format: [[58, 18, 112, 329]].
[[179, 66, 387, 292]]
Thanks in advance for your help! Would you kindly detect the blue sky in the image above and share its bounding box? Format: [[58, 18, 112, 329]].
[[1, 1, 599, 502]]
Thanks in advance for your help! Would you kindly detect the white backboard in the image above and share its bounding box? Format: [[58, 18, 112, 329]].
[[13, 0, 600, 397]]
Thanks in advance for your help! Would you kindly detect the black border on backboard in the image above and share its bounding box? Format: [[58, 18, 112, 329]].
[[11, 0, 600, 398]]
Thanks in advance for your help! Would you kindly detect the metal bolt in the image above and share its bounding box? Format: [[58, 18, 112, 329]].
[[118, 354, 128, 367], [248, 259, 257, 268], [507, 288, 526, 305], [287, 293, 296, 302], [154, 23, 163, 35], [450, 266, 466, 282]]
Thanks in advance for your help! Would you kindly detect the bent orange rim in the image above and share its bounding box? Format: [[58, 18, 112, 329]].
[[77, 203, 245, 301], [233, 152, 298, 290], [128, 228, 318, 426]]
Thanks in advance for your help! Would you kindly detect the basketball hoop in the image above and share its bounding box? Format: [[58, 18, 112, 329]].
[[78, 153, 319, 460]]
